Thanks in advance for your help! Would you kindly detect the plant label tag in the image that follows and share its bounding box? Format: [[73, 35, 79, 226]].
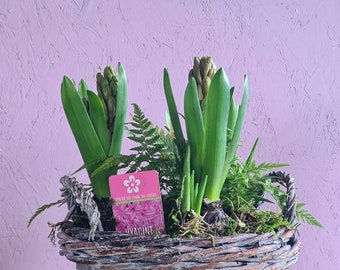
[[109, 170, 165, 235]]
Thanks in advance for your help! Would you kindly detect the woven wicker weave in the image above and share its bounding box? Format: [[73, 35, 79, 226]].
[[57, 172, 300, 270]]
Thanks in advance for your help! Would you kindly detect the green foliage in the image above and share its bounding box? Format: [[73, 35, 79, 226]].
[[119, 103, 303, 236], [27, 199, 64, 228], [221, 150, 289, 213], [119, 103, 184, 234], [29, 57, 324, 240], [217, 137, 293, 235], [296, 203, 326, 230], [225, 210, 291, 235], [125, 104, 182, 193], [163, 69, 186, 156], [93, 103, 182, 194], [91, 103, 183, 233], [180, 146, 208, 215]]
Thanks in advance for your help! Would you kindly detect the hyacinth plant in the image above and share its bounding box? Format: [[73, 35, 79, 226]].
[[166, 57, 324, 235], [27, 63, 127, 231], [61, 63, 127, 200], [163, 57, 250, 233]]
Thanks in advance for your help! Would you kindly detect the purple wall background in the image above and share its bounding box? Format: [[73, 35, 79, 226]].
[[1, 1, 339, 269]]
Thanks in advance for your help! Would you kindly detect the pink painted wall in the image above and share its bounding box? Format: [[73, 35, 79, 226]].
[[1, 1, 339, 269]]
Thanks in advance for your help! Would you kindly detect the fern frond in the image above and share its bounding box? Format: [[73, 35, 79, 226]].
[[128, 128, 143, 135], [248, 162, 289, 173], [146, 135, 161, 145], [130, 122, 142, 129], [126, 103, 182, 193], [153, 143, 167, 151], [144, 127, 158, 137], [27, 199, 64, 228], [127, 136, 145, 144], [141, 118, 151, 127], [71, 158, 104, 175], [91, 155, 132, 177], [141, 121, 152, 130], [296, 203, 326, 230], [130, 146, 146, 152]]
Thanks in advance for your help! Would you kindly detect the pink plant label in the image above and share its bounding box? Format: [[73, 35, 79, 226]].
[[109, 170, 165, 235]]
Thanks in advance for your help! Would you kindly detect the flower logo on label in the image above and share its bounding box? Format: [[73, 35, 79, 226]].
[[124, 175, 141, 193]]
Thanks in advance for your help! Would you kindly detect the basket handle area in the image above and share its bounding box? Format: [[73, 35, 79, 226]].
[[268, 171, 297, 227]]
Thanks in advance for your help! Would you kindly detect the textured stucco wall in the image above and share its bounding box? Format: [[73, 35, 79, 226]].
[[1, 1, 339, 269]]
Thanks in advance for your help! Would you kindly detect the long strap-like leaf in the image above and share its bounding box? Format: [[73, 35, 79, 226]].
[[221, 75, 248, 188], [163, 69, 186, 155], [181, 145, 191, 213], [61, 76, 106, 163], [78, 79, 88, 101], [87, 90, 110, 154], [184, 78, 204, 182], [61, 76, 109, 198], [109, 62, 127, 156], [202, 68, 230, 202]]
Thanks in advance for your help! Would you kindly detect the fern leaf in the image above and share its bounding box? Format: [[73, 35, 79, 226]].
[[141, 120, 152, 130], [130, 146, 146, 152], [27, 199, 64, 228], [130, 122, 142, 129], [126, 103, 182, 196], [248, 162, 289, 173], [132, 103, 143, 115], [153, 143, 167, 151], [91, 155, 131, 177], [71, 158, 103, 175], [296, 203, 326, 230], [140, 116, 150, 124], [127, 136, 145, 144], [146, 135, 161, 145], [144, 127, 158, 137], [128, 128, 144, 135]]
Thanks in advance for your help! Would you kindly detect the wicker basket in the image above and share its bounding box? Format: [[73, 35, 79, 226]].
[[57, 172, 300, 270]]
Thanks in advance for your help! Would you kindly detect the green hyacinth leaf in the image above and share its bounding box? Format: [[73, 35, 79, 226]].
[[202, 68, 230, 202], [109, 62, 127, 157]]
